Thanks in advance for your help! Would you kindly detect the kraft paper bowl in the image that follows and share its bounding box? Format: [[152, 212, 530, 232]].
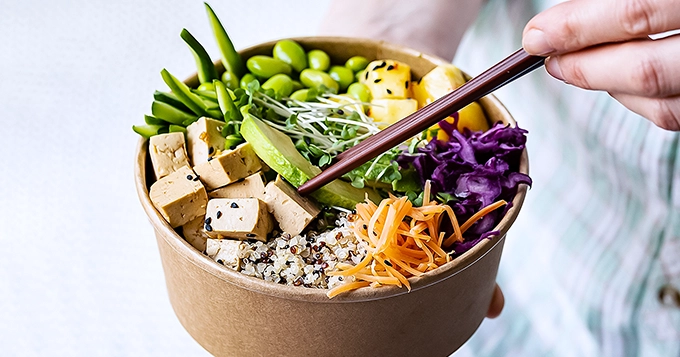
[[135, 37, 529, 357]]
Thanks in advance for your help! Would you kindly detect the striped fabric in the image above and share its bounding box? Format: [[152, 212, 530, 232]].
[[452, 0, 680, 356]]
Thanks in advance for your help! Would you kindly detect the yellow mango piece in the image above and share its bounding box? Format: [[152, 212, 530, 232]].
[[369, 98, 418, 128], [360, 60, 411, 100], [411, 64, 466, 108], [426, 101, 490, 141]]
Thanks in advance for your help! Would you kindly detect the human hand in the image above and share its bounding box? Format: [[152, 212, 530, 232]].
[[486, 283, 504, 318], [522, 0, 680, 130]]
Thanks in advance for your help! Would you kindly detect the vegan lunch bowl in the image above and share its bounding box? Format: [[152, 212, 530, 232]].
[[134, 3, 530, 357]]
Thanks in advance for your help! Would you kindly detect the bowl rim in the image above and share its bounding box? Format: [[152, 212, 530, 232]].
[[135, 36, 529, 303]]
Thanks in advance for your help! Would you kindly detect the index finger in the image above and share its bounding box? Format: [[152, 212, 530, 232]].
[[522, 0, 680, 55]]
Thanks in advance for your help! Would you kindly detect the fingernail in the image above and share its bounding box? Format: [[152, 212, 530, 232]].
[[545, 57, 564, 81], [523, 29, 555, 56]]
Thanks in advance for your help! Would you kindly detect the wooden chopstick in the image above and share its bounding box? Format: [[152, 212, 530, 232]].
[[297, 48, 545, 196]]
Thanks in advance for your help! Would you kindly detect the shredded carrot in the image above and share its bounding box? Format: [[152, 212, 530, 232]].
[[327, 181, 508, 298]]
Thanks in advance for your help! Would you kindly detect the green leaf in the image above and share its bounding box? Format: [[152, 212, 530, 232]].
[[318, 154, 331, 167], [351, 175, 365, 188]]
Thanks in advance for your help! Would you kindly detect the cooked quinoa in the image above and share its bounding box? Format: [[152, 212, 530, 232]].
[[208, 213, 368, 289]]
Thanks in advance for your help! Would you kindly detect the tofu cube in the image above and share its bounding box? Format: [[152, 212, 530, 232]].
[[182, 215, 211, 252], [209, 172, 266, 200], [149, 132, 190, 179], [264, 176, 321, 236], [149, 166, 208, 228], [204, 198, 273, 242], [193, 142, 262, 190], [360, 60, 412, 100], [186, 117, 227, 165], [206, 238, 242, 271]]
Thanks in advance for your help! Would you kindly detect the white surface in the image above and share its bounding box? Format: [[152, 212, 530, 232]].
[[0, 1, 330, 355]]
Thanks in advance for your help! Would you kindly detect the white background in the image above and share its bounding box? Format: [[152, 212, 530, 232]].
[[0, 1, 332, 355]]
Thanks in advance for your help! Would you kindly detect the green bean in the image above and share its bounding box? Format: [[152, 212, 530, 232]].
[[273, 39, 307, 72], [153, 91, 191, 112], [151, 100, 197, 125], [246, 55, 292, 79], [328, 66, 354, 91], [289, 89, 309, 101], [262, 74, 294, 98], [214, 79, 242, 122], [161, 68, 222, 118], [193, 89, 217, 101], [133, 124, 168, 138], [347, 82, 372, 103], [299, 69, 339, 93], [169, 125, 187, 134], [291, 80, 303, 92], [144, 114, 168, 125], [240, 73, 258, 89], [197, 82, 215, 92], [345, 56, 369, 72], [307, 49, 330, 71], [204, 3, 246, 77], [180, 29, 218, 84], [221, 71, 240, 90]]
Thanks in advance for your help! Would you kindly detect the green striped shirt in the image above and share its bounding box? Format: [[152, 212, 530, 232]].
[[454, 0, 680, 356]]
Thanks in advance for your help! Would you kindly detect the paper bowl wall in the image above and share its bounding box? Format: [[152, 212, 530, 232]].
[[135, 37, 529, 357]]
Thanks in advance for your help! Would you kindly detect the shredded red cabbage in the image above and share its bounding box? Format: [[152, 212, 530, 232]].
[[398, 121, 531, 255]]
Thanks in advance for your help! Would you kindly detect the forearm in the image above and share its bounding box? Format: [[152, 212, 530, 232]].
[[318, 0, 484, 61]]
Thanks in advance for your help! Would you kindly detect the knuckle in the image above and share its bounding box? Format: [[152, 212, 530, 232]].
[[649, 99, 680, 131], [559, 58, 592, 89], [631, 54, 666, 97], [618, 0, 655, 37]]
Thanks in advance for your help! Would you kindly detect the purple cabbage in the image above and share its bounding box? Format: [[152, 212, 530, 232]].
[[398, 121, 531, 255]]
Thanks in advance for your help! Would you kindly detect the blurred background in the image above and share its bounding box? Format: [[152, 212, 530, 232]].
[[0, 1, 335, 355]]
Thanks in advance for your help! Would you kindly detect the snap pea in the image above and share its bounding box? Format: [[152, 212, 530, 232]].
[[291, 80, 303, 92], [347, 82, 372, 103], [151, 100, 197, 125], [197, 82, 215, 92], [262, 74, 294, 98], [161, 68, 222, 118], [204, 3, 246, 77], [180, 28, 218, 84], [345, 56, 369, 72], [307, 49, 330, 71], [221, 71, 239, 90], [214, 79, 242, 121], [299, 69, 339, 93], [289, 89, 309, 102], [193, 89, 217, 101], [240, 73, 258, 89], [144, 114, 168, 125], [273, 40, 307, 72], [328, 65, 354, 91], [133, 124, 168, 138], [153, 91, 190, 112], [169, 125, 187, 134], [246, 55, 292, 79]]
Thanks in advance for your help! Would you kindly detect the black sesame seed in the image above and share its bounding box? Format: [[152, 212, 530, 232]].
[[207, 157, 213, 162], [374, 78, 382, 83], [337, 109, 344, 115], [230, 202, 239, 208], [216, 211, 222, 219], [205, 217, 212, 225], [405, 81, 409, 89], [186, 175, 193, 180], [216, 259, 223, 265], [374, 61, 387, 69], [364, 71, 369, 80], [208, 147, 214, 155], [193, 175, 200, 181], [384, 260, 393, 267], [230, 145, 237, 150], [246, 233, 256, 238], [362, 224, 368, 230], [386, 65, 394, 71], [386, 89, 392, 94], [204, 224, 213, 232]]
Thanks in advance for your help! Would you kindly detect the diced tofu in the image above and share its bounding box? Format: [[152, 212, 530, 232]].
[[193, 142, 263, 190], [360, 60, 411, 100], [149, 166, 208, 228], [368, 98, 418, 127], [182, 215, 211, 252], [209, 172, 266, 200], [204, 198, 273, 241], [186, 117, 227, 165], [264, 176, 320, 236], [206, 238, 242, 271], [149, 132, 190, 179]]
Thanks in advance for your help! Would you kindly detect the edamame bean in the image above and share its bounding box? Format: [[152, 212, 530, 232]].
[[262, 74, 294, 98], [273, 40, 307, 72], [291, 80, 303, 91], [246, 55, 292, 79], [307, 49, 330, 71], [289, 89, 310, 101], [239, 73, 258, 89], [197, 82, 215, 92], [299, 69, 339, 93], [328, 66, 354, 91], [347, 82, 371, 103], [345, 56, 369, 72], [221, 71, 240, 90]]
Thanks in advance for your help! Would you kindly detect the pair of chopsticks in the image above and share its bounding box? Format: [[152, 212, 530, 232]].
[[297, 48, 545, 196]]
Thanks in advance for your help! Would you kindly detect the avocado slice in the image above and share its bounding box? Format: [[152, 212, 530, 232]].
[[240, 115, 381, 209]]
